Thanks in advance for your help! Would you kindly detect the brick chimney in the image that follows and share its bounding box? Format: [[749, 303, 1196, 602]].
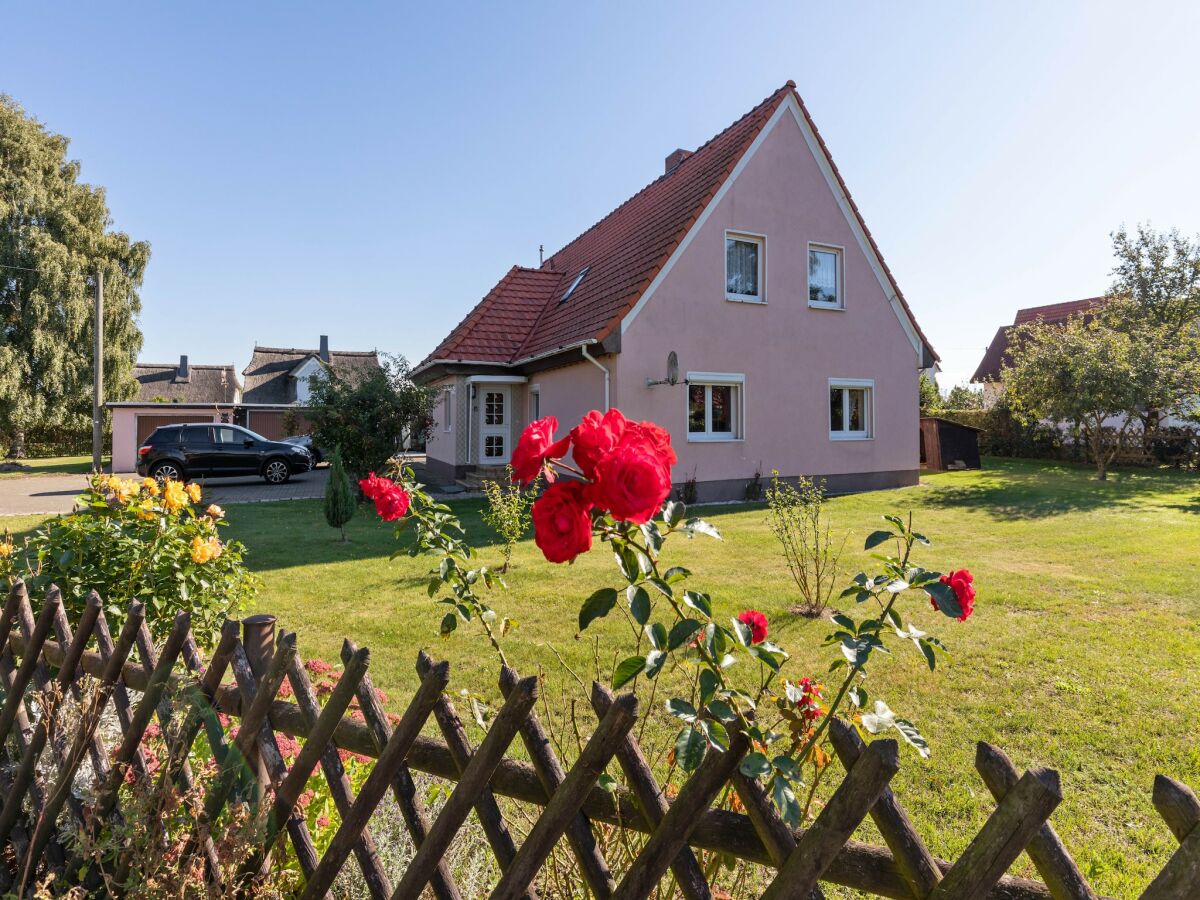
[[665, 148, 692, 174], [176, 354, 190, 382], [318, 335, 330, 363]]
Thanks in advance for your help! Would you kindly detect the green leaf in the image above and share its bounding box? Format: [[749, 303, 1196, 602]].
[[831, 613, 856, 632], [706, 699, 737, 722], [612, 655, 646, 689], [597, 773, 619, 793], [682, 590, 712, 618], [643, 649, 667, 679], [863, 530, 893, 550], [578, 588, 618, 631], [729, 617, 753, 646], [664, 500, 686, 528], [772, 776, 802, 828], [666, 698, 698, 722], [704, 720, 730, 751], [739, 751, 772, 779], [848, 685, 868, 708], [647, 622, 668, 650], [439, 612, 458, 638], [627, 585, 651, 625], [924, 581, 962, 619], [667, 618, 702, 651], [664, 566, 691, 584], [614, 550, 636, 582], [675, 726, 707, 772], [684, 518, 722, 540], [698, 668, 720, 707]]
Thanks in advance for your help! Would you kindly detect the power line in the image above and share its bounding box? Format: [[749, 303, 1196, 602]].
[[0, 262, 39, 272]]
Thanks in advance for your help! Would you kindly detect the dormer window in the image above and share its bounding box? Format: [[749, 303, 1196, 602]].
[[560, 266, 590, 303], [725, 232, 765, 303]]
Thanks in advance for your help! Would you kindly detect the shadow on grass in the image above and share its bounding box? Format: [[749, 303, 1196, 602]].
[[920, 459, 1198, 520]]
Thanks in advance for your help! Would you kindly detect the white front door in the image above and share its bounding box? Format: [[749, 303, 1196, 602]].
[[479, 386, 511, 464]]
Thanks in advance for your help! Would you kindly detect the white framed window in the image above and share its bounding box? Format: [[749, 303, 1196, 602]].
[[441, 387, 453, 432], [808, 243, 844, 308], [725, 231, 765, 303], [686, 372, 744, 441], [529, 385, 540, 421], [829, 378, 873, 440]]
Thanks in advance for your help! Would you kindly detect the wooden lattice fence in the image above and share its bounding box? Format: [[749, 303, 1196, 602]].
[[1, 579, 1198, 898]]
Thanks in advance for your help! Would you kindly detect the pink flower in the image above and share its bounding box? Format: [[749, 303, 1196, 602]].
[[359, 473, 411, 521], [511, 417, 572, 486], [737, 609, 768, 644]]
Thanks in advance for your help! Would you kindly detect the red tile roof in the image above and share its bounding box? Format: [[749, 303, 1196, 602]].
[[417, 81, 935, 373], [971, 296, 1108, 382]]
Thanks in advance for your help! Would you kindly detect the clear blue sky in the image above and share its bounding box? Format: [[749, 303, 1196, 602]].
[[3, 1, 1198, 389]]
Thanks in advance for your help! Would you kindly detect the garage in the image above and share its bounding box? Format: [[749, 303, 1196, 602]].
[[245, 409, 312, 442], [135, 413, 215, 448]]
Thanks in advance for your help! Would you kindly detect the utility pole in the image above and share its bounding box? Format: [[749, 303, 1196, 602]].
[[92, 269, 104, 472]]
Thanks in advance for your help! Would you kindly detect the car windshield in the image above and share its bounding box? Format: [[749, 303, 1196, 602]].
[[236, 426, 269, 442]]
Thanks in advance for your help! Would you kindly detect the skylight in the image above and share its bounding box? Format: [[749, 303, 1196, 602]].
[[560, 266, 590, 303]]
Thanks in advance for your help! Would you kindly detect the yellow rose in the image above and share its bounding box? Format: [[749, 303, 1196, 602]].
[[206, 504, 224, 519], [163, 480, 187, 513], [191, 535, 222, 564], [142, 477, 160, 496], [0, 539, 14, 559], [186, 483, 202, 504]]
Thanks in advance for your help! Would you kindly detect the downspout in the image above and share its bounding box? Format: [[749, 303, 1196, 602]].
[[581, 342, 610, 411]]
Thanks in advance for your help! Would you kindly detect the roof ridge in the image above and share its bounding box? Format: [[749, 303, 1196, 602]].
[[136, 362, 236, 369], [542, 81, 795, 269]]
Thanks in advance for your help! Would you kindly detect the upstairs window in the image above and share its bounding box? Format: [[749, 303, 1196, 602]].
[[687, 374, 744, 441], [809, 244, 843, 307], [829, 379, 872, 440], [725, 232, 764, 303]]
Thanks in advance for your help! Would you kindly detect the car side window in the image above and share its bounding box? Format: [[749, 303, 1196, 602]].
[[181, 425, 210, 444], [212, 427, 239, 445]]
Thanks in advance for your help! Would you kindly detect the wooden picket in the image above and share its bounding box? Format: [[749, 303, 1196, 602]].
[[1, 579, 1198, 899]]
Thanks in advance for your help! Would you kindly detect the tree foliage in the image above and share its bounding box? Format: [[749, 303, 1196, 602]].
[[1108, 224, 1200, 337], [323, 446, 356, 542], [0, 95, 149, 457], [305, 354, 434, 481], [918, 372, 941, 415], [943, 384, 984, 410], [1003, 307, 1200, 478]]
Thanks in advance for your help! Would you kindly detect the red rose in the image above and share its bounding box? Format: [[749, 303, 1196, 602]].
[[624, 420, 678, 469], [358, 472, 410, 521], [511, 416, 572, 486], [930, 568, 975, 621], [531, 480, 594, 563], [590, 431, 673, 524], [738, 609, 769, 644], [569, 409, 628, 478]]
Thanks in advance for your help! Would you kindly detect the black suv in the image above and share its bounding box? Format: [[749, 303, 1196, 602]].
[[137, 423, 313, 484]]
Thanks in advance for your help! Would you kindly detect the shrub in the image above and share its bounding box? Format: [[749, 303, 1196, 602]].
[[481, 465, 535, 573], [323, 447, 356, 542], [20, 474, 258, 644], [764, 472, 846, 617]]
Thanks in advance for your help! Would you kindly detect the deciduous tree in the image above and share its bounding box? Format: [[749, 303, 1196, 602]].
[[0, 95, 149, 457], [305, 354, 434, 481]]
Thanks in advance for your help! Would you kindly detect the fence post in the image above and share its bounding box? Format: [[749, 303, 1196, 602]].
[[243, 613, 276, 784]]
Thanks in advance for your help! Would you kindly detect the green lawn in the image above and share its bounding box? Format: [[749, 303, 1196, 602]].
[[7, 458, 1199, 896], [0, 454, 107, 478]]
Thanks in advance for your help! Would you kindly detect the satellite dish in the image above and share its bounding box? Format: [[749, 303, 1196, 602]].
[[646, 351, 681, 388]]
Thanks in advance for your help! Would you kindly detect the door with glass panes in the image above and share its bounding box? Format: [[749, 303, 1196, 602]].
[[478, 386, 511, 464]]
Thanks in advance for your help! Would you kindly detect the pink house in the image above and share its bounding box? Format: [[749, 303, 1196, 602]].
[[414, 82, 938, 499]]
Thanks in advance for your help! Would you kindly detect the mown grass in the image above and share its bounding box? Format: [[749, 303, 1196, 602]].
[[7, 458, 1200, 897], [0, 454, 107, 478]]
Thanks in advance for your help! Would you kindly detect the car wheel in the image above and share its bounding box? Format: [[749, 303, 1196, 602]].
[[263, 459, 291, 485], [151, 461, 184, 483]]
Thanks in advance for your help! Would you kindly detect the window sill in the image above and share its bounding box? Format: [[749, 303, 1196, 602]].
[[687, 434, 744, 443], [809, 302, 845, 311], [726, 295, 766, 305], [829, 433, 873, 442]]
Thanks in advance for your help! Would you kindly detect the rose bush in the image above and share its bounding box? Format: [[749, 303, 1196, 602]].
[[18, 473, 258, 643], [368, 411, 977, 827]]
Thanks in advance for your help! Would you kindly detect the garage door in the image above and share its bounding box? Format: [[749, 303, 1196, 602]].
[[246, 410, 312, 442], [135, 414, 215, 454]]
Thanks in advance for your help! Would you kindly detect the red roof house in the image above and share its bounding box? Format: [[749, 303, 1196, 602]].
[[971, 297, 1108, 390], [416, 82, 938, 498]]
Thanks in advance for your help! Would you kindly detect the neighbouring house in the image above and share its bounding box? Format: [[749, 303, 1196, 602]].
[[414, 81, 938, 499], [109, 356, 241, 471], [107, 337, 381, 470], [240, 336, 382, 439], [971, 297, 1108, 406]]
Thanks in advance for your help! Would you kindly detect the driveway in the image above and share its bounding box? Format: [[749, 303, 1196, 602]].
[[0, 468, 330, 516]]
